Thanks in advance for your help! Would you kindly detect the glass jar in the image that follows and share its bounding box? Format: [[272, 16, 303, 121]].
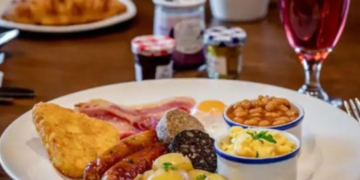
[[131, 35, 175, 81], [203, 26, 247, 79], [153, 0, 206, 70]]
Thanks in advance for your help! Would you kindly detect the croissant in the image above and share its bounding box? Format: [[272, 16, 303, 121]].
[[2, 0, 127, 25]]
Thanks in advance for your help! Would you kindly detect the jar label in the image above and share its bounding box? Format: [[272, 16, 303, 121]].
[[174, 19, 204, 54], [156, 61, 173, 79], [154, 7, 203, 38], [206, 55, 227, 75]]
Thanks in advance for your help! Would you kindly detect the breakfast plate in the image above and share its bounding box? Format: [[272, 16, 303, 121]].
[[1, 79, 360, 180], [0, 0, 136, 33]]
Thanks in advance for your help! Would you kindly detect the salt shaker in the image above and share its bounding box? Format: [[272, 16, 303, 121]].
[[153, 0, 206, 70]]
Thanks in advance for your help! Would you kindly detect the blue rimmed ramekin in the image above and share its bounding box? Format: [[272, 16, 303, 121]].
[[215, 128, 301, 180], [223, 101, 305, 141]]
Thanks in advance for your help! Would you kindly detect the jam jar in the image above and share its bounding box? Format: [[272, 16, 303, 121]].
[[153, 0, 206, 70], [131, 35, 175, 81], [203, 26, 247, 79]]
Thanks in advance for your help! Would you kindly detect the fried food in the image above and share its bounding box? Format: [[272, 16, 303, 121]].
[[84, 130, 158, 180], [102, 143, 168, 180], [32, 103, 120, 179], [2, 0, 127, 25]]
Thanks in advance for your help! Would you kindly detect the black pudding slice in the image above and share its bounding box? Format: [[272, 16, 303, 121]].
[[168, 130, 217, 172]]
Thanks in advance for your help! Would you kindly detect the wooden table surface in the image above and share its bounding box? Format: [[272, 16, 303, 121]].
[[0, 0, 360, 179]]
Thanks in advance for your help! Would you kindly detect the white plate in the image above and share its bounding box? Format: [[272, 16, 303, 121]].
[[0, 0, 136, 33], [1, 79, 360, 180]]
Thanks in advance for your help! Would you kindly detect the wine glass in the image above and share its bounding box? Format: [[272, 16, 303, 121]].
[[279, 0, 350, 107]]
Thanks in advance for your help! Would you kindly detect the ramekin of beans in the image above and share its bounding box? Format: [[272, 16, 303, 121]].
[[223, 95, 304, 140]]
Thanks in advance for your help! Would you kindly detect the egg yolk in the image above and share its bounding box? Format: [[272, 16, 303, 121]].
[[197, 100, 226, 114]]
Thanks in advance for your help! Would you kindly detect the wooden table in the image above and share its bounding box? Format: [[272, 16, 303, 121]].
[[0, 0, 359, 179]]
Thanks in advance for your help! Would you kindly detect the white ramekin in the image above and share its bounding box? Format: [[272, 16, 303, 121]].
[[209, 0, 270, 22], [215, 129, 301, 180], [223, 101, 304, 141]]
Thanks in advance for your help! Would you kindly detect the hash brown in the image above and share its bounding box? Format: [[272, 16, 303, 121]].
[[32, 103, 120, 179]]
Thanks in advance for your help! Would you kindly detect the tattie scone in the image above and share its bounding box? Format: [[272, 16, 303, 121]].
[[156, 109, 205, 143], [32, 103, 120, 179]]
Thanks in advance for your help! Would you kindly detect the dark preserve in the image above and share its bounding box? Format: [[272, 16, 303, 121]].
[[131, 35, 175, 81], [135, 54, 172, 80]]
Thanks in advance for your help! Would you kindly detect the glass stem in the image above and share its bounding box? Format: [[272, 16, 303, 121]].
[[296, 48, 331, 101], [301, 59, 323, 90]]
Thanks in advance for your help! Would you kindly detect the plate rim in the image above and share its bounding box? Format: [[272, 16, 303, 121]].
[[0, 79, 353, 180], [0, 0, 137, 33]]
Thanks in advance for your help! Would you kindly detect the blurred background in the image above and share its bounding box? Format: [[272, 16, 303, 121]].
[[0, 0, 359, 112], [0, 0, 359, 138]]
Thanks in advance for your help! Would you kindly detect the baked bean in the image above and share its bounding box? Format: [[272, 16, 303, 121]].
[[278, 104, 289, 112], [273, 120, 286, 126], [261, 98, 270, 105], [258, 95, 264, 100], [250, 113, 261, 117], [265, 101, 278, 111], [239, 100, 251, 109], [244, 119, 258, 126], [277, 98, 291, 106], [259, 120, 270, 126], [234, 117, 245, 123], [234, 107, 244, 113], [251, 100, 262, 108], [235, 111, 248, 117], [265, 112, 280, 118], [227, 95, 299, 127], [275, 116, 290, 123], [290, 116, 298, 121], [286, 109, 298, 117], [249, 107, 262, 113], [250, 117, 261, 122]]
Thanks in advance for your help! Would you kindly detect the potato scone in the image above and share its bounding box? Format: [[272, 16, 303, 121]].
[[32, 103, 120, 179]]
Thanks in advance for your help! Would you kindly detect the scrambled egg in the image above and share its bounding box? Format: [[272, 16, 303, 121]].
[[221, 127, 296, 158]]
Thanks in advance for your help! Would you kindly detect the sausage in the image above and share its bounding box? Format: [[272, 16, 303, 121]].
[[101, 143, 167, 180], [84, 130, 158, 180]]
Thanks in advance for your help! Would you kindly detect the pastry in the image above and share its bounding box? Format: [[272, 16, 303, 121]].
[[2, 0, 127, 25]]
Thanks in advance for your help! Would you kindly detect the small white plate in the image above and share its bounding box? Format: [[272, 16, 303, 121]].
[[0, 0, 137, 33], [1, 79, 360, 180]]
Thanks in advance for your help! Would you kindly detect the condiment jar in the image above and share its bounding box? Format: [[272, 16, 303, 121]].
[[153, 0, 206, 70], [203, 26, 247, 79], [131, 35, 175, 81]]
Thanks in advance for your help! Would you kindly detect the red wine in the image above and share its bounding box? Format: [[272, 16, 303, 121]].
[[280, 0, 350, 50]]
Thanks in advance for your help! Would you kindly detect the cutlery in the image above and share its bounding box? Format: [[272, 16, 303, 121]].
[[344, 98, 360, 122], [0, 29, 19, 47], [0, 97, 13, 105], [0, 86, 35, 98]]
